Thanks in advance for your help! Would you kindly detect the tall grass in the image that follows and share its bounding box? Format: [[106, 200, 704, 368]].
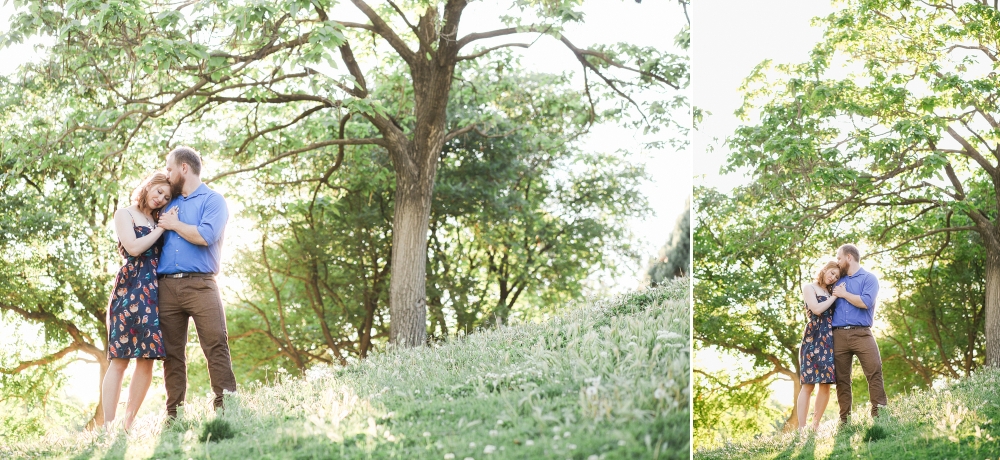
[[696, 366, 1000, 459], [1, 278, 689, 459]]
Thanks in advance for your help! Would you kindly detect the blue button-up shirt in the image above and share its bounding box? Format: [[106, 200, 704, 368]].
[[831, 267, 879, 327], [159, 183, 228, 275]]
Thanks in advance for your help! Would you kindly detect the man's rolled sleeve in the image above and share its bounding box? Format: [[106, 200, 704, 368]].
[[860, 274, 879, 309], [196, 194, 228, 245]]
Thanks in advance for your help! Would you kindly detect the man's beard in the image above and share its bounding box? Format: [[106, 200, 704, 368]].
[[170, 175, 185, 197], [838, 259, 849, 272]]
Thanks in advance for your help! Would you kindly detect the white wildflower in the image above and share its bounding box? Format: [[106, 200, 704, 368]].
[[657, 330, 683, 341], [469, 442, 476, 448], [654, 388, 667, 399], [484, 445, 496, 454], [525, 439, 535, 446], [489, 430, 499, 436], [423, 432, 431, 437]]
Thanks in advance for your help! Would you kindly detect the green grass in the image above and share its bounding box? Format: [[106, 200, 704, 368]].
[[695, 367, 1000, 460], [1, 279, 689, 459]]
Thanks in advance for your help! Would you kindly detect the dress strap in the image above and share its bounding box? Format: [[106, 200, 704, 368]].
[[123, 209, 138, 227], [123, 208, 154, 228]]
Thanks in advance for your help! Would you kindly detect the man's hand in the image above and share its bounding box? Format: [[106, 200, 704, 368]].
[[158, 207, 180, 230], [832, 282, 847, 298], [159, 206, 209, 246], [833, 282, 869, 309]]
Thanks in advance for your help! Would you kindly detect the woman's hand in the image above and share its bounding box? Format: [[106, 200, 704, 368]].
[[158, 207, 180, 231]]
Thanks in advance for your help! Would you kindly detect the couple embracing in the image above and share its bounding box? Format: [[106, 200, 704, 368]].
[[796, 244, 888, 431], [100, 147, 236, 431]]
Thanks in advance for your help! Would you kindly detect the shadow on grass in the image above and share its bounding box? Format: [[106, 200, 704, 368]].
[[759, 429, 819, 460], [829, 424, 854, 458], [139, 407, 691, 460], [67, 431, 128, 460]]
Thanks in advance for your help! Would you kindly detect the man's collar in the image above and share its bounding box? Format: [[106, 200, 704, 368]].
[[182, 182, 210, 200], [848, 266, 867, 278]]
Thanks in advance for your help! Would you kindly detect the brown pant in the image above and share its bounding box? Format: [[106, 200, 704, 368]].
[[158, 276, 237, 416], [833, 327, 887, 423]]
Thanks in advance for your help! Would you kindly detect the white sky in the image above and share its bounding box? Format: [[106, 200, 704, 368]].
[[0, 1, 689, 405], [693, 0, 834, 191]]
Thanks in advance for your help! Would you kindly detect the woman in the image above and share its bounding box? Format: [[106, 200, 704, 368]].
[[102, 172, 171, 431], [796, 260, 842, 431]]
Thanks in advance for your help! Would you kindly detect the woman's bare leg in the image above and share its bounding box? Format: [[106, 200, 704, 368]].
[[812, 383, 832, 431], [123, 359, 155, 431], [101, 359, 130, 427], [797, 383, 815, 429]]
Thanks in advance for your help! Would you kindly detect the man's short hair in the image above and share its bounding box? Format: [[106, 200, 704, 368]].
[[168, 146, 202, 176], [838, 244, 861, 263]]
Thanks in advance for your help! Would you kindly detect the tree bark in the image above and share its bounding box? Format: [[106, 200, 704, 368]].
[[388, 174, 435, 346], [985, 244, 1000, 367], [384, 3, 460, 346]]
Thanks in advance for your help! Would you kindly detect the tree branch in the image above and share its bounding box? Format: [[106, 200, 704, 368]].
[[456, 43, 531, 61], [204, 137, 385, 183], [386, 0, 419, 35], [348, 0, 416, 65], [0, 344, 81, 374], [947, 125, 997, 175]]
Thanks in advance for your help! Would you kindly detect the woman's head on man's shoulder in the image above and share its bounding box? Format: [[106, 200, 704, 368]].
[[814, 260, 843, 290], [132, 171, 172, 216]]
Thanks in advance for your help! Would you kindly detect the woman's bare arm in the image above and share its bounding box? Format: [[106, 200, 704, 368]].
[[802, 283, 837, 315], [114, 209, 165, 256]]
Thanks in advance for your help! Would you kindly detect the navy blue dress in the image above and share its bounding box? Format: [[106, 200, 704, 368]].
[[799, 293, 835, 384], [107, 222, 166, 360]]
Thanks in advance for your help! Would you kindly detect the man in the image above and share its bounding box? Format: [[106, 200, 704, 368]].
[[830, 243, 887, 424], [156, 146, 236, 418]]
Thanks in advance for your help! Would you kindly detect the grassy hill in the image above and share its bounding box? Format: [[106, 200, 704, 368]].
[[1, 279, 689, 459], [696, 367, 1000, 460]]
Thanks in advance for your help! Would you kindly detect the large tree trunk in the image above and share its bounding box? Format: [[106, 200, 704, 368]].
[[388, 175, 435, 346], [985, 244, 1000, 367], [384, 3, 460, 347]]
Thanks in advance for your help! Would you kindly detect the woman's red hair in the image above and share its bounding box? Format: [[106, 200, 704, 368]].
[[814, 260, 844, 292], [131, 171, 171, 220]]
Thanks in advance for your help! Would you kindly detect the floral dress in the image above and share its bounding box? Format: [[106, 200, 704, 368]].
[[107, 217, 166, 360], [799, 291, 835, 385]]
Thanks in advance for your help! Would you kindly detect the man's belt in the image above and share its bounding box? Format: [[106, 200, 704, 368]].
[[833, 325, 869, 330], [158, 272, 214, 279]]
